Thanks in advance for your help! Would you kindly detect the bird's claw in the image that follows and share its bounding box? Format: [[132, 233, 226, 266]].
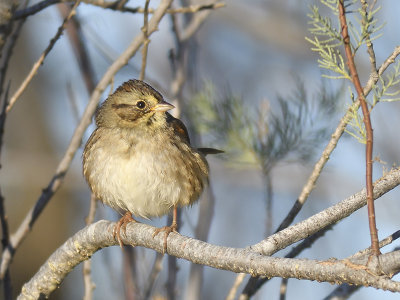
[[113, 212, 136, 247], [153, 223, 178, 253]]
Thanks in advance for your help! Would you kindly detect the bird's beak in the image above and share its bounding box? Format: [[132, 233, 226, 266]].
[[151, 101, 175, 112]]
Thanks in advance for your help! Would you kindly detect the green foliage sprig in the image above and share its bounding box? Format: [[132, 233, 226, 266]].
[[307, 0, 400, 144], [189, 81, 341, 171]]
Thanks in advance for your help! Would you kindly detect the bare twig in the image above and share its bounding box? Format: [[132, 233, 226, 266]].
[[123, 247, 139, 300], [323, 283, 360, 300], [166, 210, 181, 300], [242, 225, 333, 298], [180, 8, 214, 42], [250, 167, 400, 256], [186, 187, 216, 300], [139, 0, 150, 81], [324, 230, 400, 300], [350, 230, 400, 260], [13, 0, 59, 19], [143, 252, 164, 300], [338, 0, 379, 256], [360, 0, 378, 85], [14, 0, 225, 19], [0, 0, 173, 279], [6, 0, 82, 113], [279, 278, 288, 300], [82, 194, 97, 300], [264, 171, 273, 236], [274, 104, 354, 233], [225, 273, 246, 300], [58, 2, 96, 93]]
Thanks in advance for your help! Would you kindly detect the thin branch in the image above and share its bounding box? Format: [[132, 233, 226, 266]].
[[350, 230, 400, 260], [186, 186, 216, 300], [58, 2, 96, 93], [324, 230, 400, 300], [240, 224, 400, 300], [166, 210, 181, 300], [279, 278, 288, 300], [17, 219, 400, 300], [275, 103, 354, 232], [123, 247, 139, 300], [82, 194, 97, 300], [0, 0, 173, 280], [242, 225, 334, 298], [360, 0, 378, 84], [225, 273, 246, 300], [14, 0, 225, 19], [6, 0, 82, 113], [373, 46, 400, 80], [250, 167, 400, 256], [323, 283, 360, 300], [180, 8, 214, 42], [139, 0, 150, 81], [264, 171, 273, 236], [338, 0, 379, 256], [143, 252, 164, 300], [13, 0, 58, 19]]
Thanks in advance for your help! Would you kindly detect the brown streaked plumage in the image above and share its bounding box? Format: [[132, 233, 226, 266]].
[[83, 79, 212, 251]]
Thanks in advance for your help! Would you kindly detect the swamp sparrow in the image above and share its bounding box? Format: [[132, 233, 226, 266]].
[[83, 79, 219, 251]]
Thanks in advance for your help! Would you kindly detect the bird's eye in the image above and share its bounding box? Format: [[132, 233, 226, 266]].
[[136, 100, 146, 109]]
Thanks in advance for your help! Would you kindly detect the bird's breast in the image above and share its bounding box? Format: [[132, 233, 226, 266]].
[[83, 128, 209, 218]]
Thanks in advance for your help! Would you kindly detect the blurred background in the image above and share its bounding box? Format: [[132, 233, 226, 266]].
[[2, 0, 400, 299]]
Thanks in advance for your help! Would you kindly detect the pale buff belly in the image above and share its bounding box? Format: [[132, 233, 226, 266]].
[[85, 135, 208, 219]]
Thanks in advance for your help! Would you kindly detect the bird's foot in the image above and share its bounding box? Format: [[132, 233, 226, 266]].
[[113, 212, 136, 247], [152, 222, 178, 253]]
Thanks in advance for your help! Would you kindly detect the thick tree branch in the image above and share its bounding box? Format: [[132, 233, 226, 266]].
[[18, 219, 400, 300], [18, 168, 400, 299]]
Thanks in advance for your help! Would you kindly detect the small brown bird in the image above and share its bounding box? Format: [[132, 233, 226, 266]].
[[83, 79, 218, 251]]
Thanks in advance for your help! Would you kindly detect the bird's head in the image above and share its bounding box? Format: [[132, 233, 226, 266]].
[[96, 79, 174, 130]]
